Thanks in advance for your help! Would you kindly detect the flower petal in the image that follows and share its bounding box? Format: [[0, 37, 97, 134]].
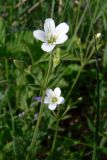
[[56, 35, 68, 44], [41, 43, 55, 52], [46, 89, 53, 97], [34, 96, 42, 102], [44, 97, 50, 104], [44, 18, 55, 34], [33, 30, 46, 42], [55, 23, 69, 36], [48, 103, 57, 110], [57, 96, 64, 104], [53, 87, 61, 97]]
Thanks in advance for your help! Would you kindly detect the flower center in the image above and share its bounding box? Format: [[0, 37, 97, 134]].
[[51, 97, 57, 103], [47, 33, 56, 44]]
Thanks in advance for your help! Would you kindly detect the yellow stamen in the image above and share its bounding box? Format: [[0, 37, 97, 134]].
[[52, 97, 57, 103]]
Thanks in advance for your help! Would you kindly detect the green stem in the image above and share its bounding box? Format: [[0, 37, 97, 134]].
[[92, 142, 97, 160], [86, 1, 100, 160], [5, 58, 17, 158], [7, 96, 17, 159], [49, 106, 60, 159], [26, 53, 53, 160], [67, 3, 88, 51], [51, 0, 55, 18], [85, 0, 100, 45], [66, 65, 84, 101], [74, 0, 82, 30], [5, 57, 9, 80], [49, 120, 59, 158]]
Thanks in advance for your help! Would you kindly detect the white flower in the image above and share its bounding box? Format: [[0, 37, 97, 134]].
[[95, 33, 101, 39], [18, 112, 25, 117], [44, 87, 64, 110], [33, 18, 69, 52], [34, 113, 38, 121]]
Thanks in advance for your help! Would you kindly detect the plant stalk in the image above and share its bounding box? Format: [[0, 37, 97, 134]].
[[48, 119, 59, 160], [26, 53, 53, 160], [86, 0, 100, 159], [66, 64, 84, 101]]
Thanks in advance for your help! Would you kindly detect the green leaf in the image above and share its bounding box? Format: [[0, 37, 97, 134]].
[[0, 18, 6, 45], [13, 59, 24, 70], [87, 118, 95, 132], [103, 45, 107, 68], [61, 115, 71, 120], [3, 142, 12, 152], [100, 147, 107, 154]]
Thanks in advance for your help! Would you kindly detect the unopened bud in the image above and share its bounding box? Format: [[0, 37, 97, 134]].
[[95, 33, 101, 39], [24, 65, 31, 74], [53, 48, 61, 68]]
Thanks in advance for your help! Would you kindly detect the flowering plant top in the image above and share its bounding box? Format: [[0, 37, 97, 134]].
[[33, 18, 69, 52], [44, 87, 64, 110]]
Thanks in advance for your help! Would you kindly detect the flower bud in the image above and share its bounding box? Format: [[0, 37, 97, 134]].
[[53, 48, 61, 68]]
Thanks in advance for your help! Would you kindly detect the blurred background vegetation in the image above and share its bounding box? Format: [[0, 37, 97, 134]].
[[0, 0, 107, 159]]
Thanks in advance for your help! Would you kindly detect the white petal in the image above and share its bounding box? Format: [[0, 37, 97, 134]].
[[33, 30, 46, 42], [46, 89, 53, 97], [53, 87, 61, 97], [44, 18, 55, 34], [56, 35, 68, 44], [57, 96, 64, 104], [44, 97, 50, 104], [55, 23, 69, 36], [41, 43, 55, 52], [48, 103, 57, 110]]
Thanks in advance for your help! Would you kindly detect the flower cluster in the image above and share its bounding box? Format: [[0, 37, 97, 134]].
[[33, 18, 68, 110]]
